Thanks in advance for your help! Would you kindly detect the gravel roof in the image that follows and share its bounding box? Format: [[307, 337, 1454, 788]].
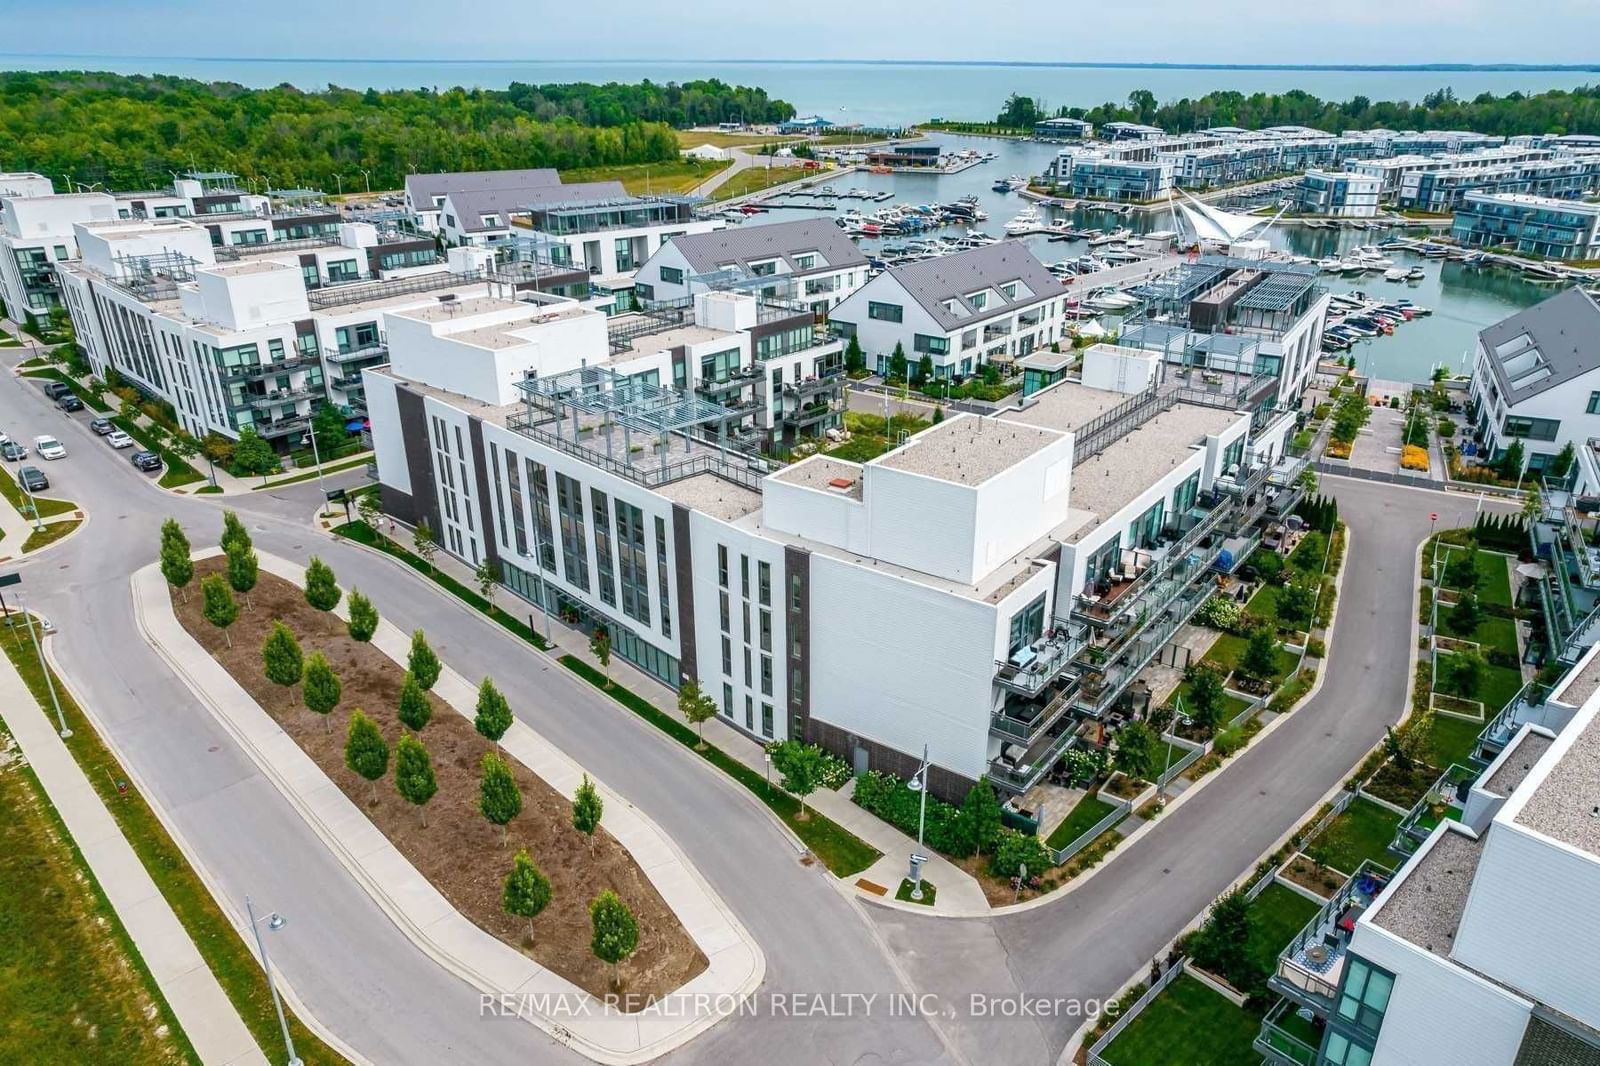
[[1516, 711, 1600, 857], [1372, 828, 1483, 957], [1553, 651, 1600, 709], [773, 456, 865, 500], [1482, 731, 1554, 797], [999, 379, 1135, 433], [655, 473, 762, 522], [876, 414, 1063, 486]]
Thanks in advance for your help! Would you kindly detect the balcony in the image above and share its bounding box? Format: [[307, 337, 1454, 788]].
[[219, 358, 308, 383], [323, 343, 389, 365], [988, 717, 1082, 793], [254, 415, 311, 439], [1073, 503, 1233, 630], [247, 386, 315, 408], [784, 400, 843, 429], [991, 673, 1083, 744], [1271, 861, 1390, 1014], [1075, 568, 1219, 718], [1389, 763, 1476, 858], [782, 369, 846, 401], [995, 618, 1088, 697], [1254, 999, 1324, 1066]]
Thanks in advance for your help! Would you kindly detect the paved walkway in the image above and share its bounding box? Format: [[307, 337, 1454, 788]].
[[0, 649, 267, 1066]]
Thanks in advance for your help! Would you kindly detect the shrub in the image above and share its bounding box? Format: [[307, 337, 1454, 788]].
[[852, 770, 976, 858], [1212, 726, 1248, 758], [991, 828, 1051, 879], [1194, 595, 1245, 633], [1436, 416, 1457, 438], [304, 556, 341, 611], [1400, 444, 1429, 471]]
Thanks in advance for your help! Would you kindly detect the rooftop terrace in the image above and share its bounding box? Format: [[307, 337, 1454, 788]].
[[1372, 828, 1484, 957]]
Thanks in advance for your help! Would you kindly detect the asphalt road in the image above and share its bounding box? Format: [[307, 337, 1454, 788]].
[[0, 350, 1512, 1066]]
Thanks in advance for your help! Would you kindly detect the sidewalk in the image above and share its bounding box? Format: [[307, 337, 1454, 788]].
[[0, 648, 267, 1066], [363, 515, 993, 914]]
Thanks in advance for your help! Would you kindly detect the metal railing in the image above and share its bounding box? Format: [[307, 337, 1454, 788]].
[[322, 343, 389, 365], [1390, 763, 1476, 858], [1070, 384, 1174, 466], [506, 410, 764, 494], [1254, 999, 1322, 1066], [990, 675, 1084, 744], [1072, 503, 1234, 628], [1046, 794, 1132, 865], [1086, 959, 1188, 1066], [219, 357, 307, 383], [306, 269, 482, 309], [1157, 734, 1205, 788]]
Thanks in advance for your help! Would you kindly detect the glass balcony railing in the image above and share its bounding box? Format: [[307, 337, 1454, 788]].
[[1075, 566, 1219, 718], [1476, 680, 1550, 759], [1272, 861, 1390, 1014], [1389, 763, 1476, 858], [1254, 999, 1323, 1066], [990, 673, 1083, 744], [988, 721, 1080, 793], [1073, 504, 1231, 629], [995, 618, 1089, 697]]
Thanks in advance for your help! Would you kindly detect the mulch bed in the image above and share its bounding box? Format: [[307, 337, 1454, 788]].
[[1281, 855, 1340, 898], [173, 559, 706, 1006]]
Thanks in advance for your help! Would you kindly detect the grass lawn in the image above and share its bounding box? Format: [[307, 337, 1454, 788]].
[[22, 519, 80, 553], [0, 466, 78, 519], [0, 630, 347, 1064], [825, 436, 891, 463], [895, 878, 936, 905], [1438, 545, 1512, 607], [1201, 634, 1298, 685], [1044, 792, 1118, 851], [1423, 711, 1489, 769], [711, 165, 814, 201], [672, 130, 804, 149], [1434, 653, 1523, 722], [1165, 678, 1251, 722], [108, 417, 204, 487], [252, 453, 371, 489], [1259, 1004, 1323, 1065], [1245, 883, 1322, 974], [558, 159, 730, 196], [1101, 974, 1261, 1066], [1302, 797, 1402, 875], [0, 717, 198, 1064]]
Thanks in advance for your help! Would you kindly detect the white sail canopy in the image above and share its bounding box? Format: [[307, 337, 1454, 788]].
[[1173, 190, 1269, 243]]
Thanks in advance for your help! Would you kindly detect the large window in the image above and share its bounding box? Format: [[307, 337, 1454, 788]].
[[527, 460, 555, 572], [1503, 414, 1560, 442], [867, 301, 903, 323], [913, 334, 950, 355], [1007, 594, 1047, 657], [504, 448, 528, 556], [659, 266, 684, 285], [1319, 1032, 1374, 1066], [756, 326, 813, 361], [655, 515, 673, 639], [700, 348, 741, 384], [555, 473, 590, 591], [1587, 391, 1600, 415], [1086, 534, 1122, 589], [1133, 499, 1165, 548], [1335, 957, 1392, 1040], [591, 490, 616, 606], [1173, 471, 1200, 516]]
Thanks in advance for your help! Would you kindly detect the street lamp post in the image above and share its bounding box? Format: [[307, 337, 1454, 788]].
[[13, 584, 69, 738], [906, 744, 930, 901], [301, 429, 327, 502], [246, 896, 301, 1066], [360, 169, 372, 195]]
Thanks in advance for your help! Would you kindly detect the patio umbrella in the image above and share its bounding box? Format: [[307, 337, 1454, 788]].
[[1515, 562, 1548, 580]]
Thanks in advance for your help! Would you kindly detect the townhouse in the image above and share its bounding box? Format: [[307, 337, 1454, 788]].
[[1296, 170, 1382, 217], [631, 218, 869, 314], [1452, 193, 1600, 261], [826, 243, 1069, 378]]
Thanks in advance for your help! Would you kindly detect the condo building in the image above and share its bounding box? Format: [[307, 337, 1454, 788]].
[[1452, 193, 1600, 262], [1296, 170, 1382, 217]]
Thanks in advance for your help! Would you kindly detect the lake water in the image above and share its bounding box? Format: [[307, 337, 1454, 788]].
[[748, 133, 1554, 384], [7, 55, 1600, 127]]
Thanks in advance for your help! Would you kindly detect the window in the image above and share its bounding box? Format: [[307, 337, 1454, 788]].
[[741, 555, 750, 599], [1503, 414, 1560, 442], [790, 574, 802, 612], [722, 683, 733, 718], [750, 260, 777, 276], [758, 561, 771, 606], [489, 443, 508, 548], [967, 291, 988, 310], [1134, 499, 1165, 548], [528, 461, 556, 572], [745, 696, 754, 730], [555, 473, 590, 591], [718, 545, 729, 588], [760, 703, 773, 738], [1336, 957, 1392, 1039], [743, 648, 752, 686], [505, 450, 528, 556], [1173, 472, 1201, 515], [615, 501, 651, 626], [659, 266, 684, 285], [1007, 594, 1046, 657], [760, 654, 773, 696], [756, 325, 813, 361], [720, 590, 730, 633], [913, 334, 950, 355], [591, 490, 616, 605], [759, 609, 772, 653], [655, 515, 673, 638], [1587, 391, 1600, 415], [1320, 1032, 1374, 1066], [722, 636, 733, 676], [867, 301, 903, 323], [793, 254, 816, 270]]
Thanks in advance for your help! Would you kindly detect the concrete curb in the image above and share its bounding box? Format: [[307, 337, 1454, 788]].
[[39, 630, 372, 1066], [0, 503, 91, 566], [134, 549, 764, 1066]]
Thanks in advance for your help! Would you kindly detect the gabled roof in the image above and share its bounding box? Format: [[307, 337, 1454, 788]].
[[664, 218, 868, 278], [876, 243, 1060, 331], [405, 169, 562, 210], [441, 182, 626, 232], [1478, 286, 1600, 405]]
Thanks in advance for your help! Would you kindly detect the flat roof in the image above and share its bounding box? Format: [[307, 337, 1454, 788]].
[[439, 304, 592, 350], [772, 456, 865, 501], [1015, 349, 1075, 373], [1372, 828, 1484, 957], [615, 323, 730, 360], [392, 294, 520, 323], [655, 473, 762, 522], [1482, 730, 1554, 797], [206, 260, 292, 277], [1516, 712, 1600, 857], [999, 379, 1137, 434], [1065, 404, 1240, 542], [1553, 650, 1600, 708], [876, 414, 1063, 487]]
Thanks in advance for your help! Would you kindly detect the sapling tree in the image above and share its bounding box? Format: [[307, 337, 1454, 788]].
[[394, 733, 438, 827], [502, 849, 552, 944], [408, 630, 441, 689], [344, 709, 389, 804], [479, 753, 522, 845], [474, 677, 512, 746], [302, 651, 341, 732], [200, 574, 238, 647], [262, 622, 304, 687]]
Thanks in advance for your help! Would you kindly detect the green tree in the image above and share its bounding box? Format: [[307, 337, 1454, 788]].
[[1253, 549, 1285, 585], [1523, 486, 1542, 524], [261, 622, 303, 687], [1550, 441, 1577, 480], [412, 518, 438, 574], [344, 709, 389, 804], [888, 342, 908, 382], [201, 433, 234, 476], [1449, 650, 1487, 698], [1185, 664, 1228, 735], [159, 518, 193, 601], [474, 558, 499, 608], [474, 677, 513, 746], [220, 511, 251, 555], [355, 491, 381, 530], [502, 850, 552, 943], [1445, 544, 1481, 591], [397, 672, 433, 732], [304, 556, 341, 612], [302, 651, 342, 732], [1499, 438, 1525, 481], [589, 890, 639, 992], [225, 541, 258, 610], [1238, 626, 1282, 684], [915, 354, 933, 385], [991, 828, 1050, 882], [590, 625, 612, 685], [1275, 580, 1317, 629], [677, 677, 717, 748], [572, 774, 604, 841], [769, 740, 826, 818], [408, 630, 441, 690], [962, 778, 1004, 855], [347, 588, 379, 642], [1447, 591, 1483, 637], [844, 334, 865, 374], [479, 753, 523, 845], [1189, 889, 1257, 990], [1114, 720, 1159, 781], [230, 426, 277, 478], [932, 404, 945, 424], [394, 733, 438, 827], [311, 403, 348, 457], [200, 574, 238, 647]]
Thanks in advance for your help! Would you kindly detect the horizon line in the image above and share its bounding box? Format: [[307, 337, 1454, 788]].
[[1, 52, 1598, 73]]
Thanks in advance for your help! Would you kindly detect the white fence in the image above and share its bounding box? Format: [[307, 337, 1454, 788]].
[[1048, 794, 1132, 866], [1086, 957, 1188, 1066]]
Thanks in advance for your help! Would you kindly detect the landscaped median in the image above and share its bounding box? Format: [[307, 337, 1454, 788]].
[[136, 547, 764, 1063]]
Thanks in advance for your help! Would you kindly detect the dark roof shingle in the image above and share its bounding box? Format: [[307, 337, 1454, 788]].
[[1478, 287, 1600, 405], [666, 218, 867, 277]]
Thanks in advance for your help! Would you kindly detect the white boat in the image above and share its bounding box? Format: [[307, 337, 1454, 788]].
[[1088, 227, 1132, 247], [1383, 268, 1408, 282], [1317, 257, 1344, 273], [1003, 207, 1042, 236], [1406, 266, 1426, 281]]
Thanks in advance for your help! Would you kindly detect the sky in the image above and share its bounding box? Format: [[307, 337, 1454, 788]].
[[5, 0, 1600, 67]]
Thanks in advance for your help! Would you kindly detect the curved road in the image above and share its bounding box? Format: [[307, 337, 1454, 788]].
[[2, 345, 1513, 1066]]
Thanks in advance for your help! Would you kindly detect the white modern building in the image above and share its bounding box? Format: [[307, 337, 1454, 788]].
[[631, 218, 868, 313], [828, 243, 1070, 378], [364, 285, 1308, 798], [1259, 642, 1600, 1066], [1296, 170, 1382, 217], [1465, 287, 1600, 477], [0, 189, 119, 320]]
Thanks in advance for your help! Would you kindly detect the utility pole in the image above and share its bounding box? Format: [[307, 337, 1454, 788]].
[[246, 897, 300, 1066]]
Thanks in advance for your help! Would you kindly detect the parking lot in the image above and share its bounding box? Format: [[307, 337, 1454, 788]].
[[2, 378, 165, 499]]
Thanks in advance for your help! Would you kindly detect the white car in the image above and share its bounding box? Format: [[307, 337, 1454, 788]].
[[32, 435, 66, 460], [106, 429, 134, 449]]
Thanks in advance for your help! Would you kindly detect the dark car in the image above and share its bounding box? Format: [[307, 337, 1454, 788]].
[[41, 380, 70, 400], [1, 442, 25, 462], [89, 417, 113, 435], [130, 449, 162, 472], [17, 465, 48, 492], [57, 393, 84, 412]]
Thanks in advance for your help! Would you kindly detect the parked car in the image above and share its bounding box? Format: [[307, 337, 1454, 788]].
[[17, 465, 48, 492], [56, 393, 84, 412], [1, 441, 25, 462], [130, 449, 162, 472], [106, 429, 134, 449], [40, 381, 70, 400], [89, 417, 113, 435], [32, 435, 66, 460]]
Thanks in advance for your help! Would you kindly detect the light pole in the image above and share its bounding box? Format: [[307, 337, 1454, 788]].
[[360, 169, 372, 195], [301, 428, 327, 501], [16, 465, 43, 532], [14, 583, 69, 737], [906, 744, 930, 901], [246, 896, 301, 1066]]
